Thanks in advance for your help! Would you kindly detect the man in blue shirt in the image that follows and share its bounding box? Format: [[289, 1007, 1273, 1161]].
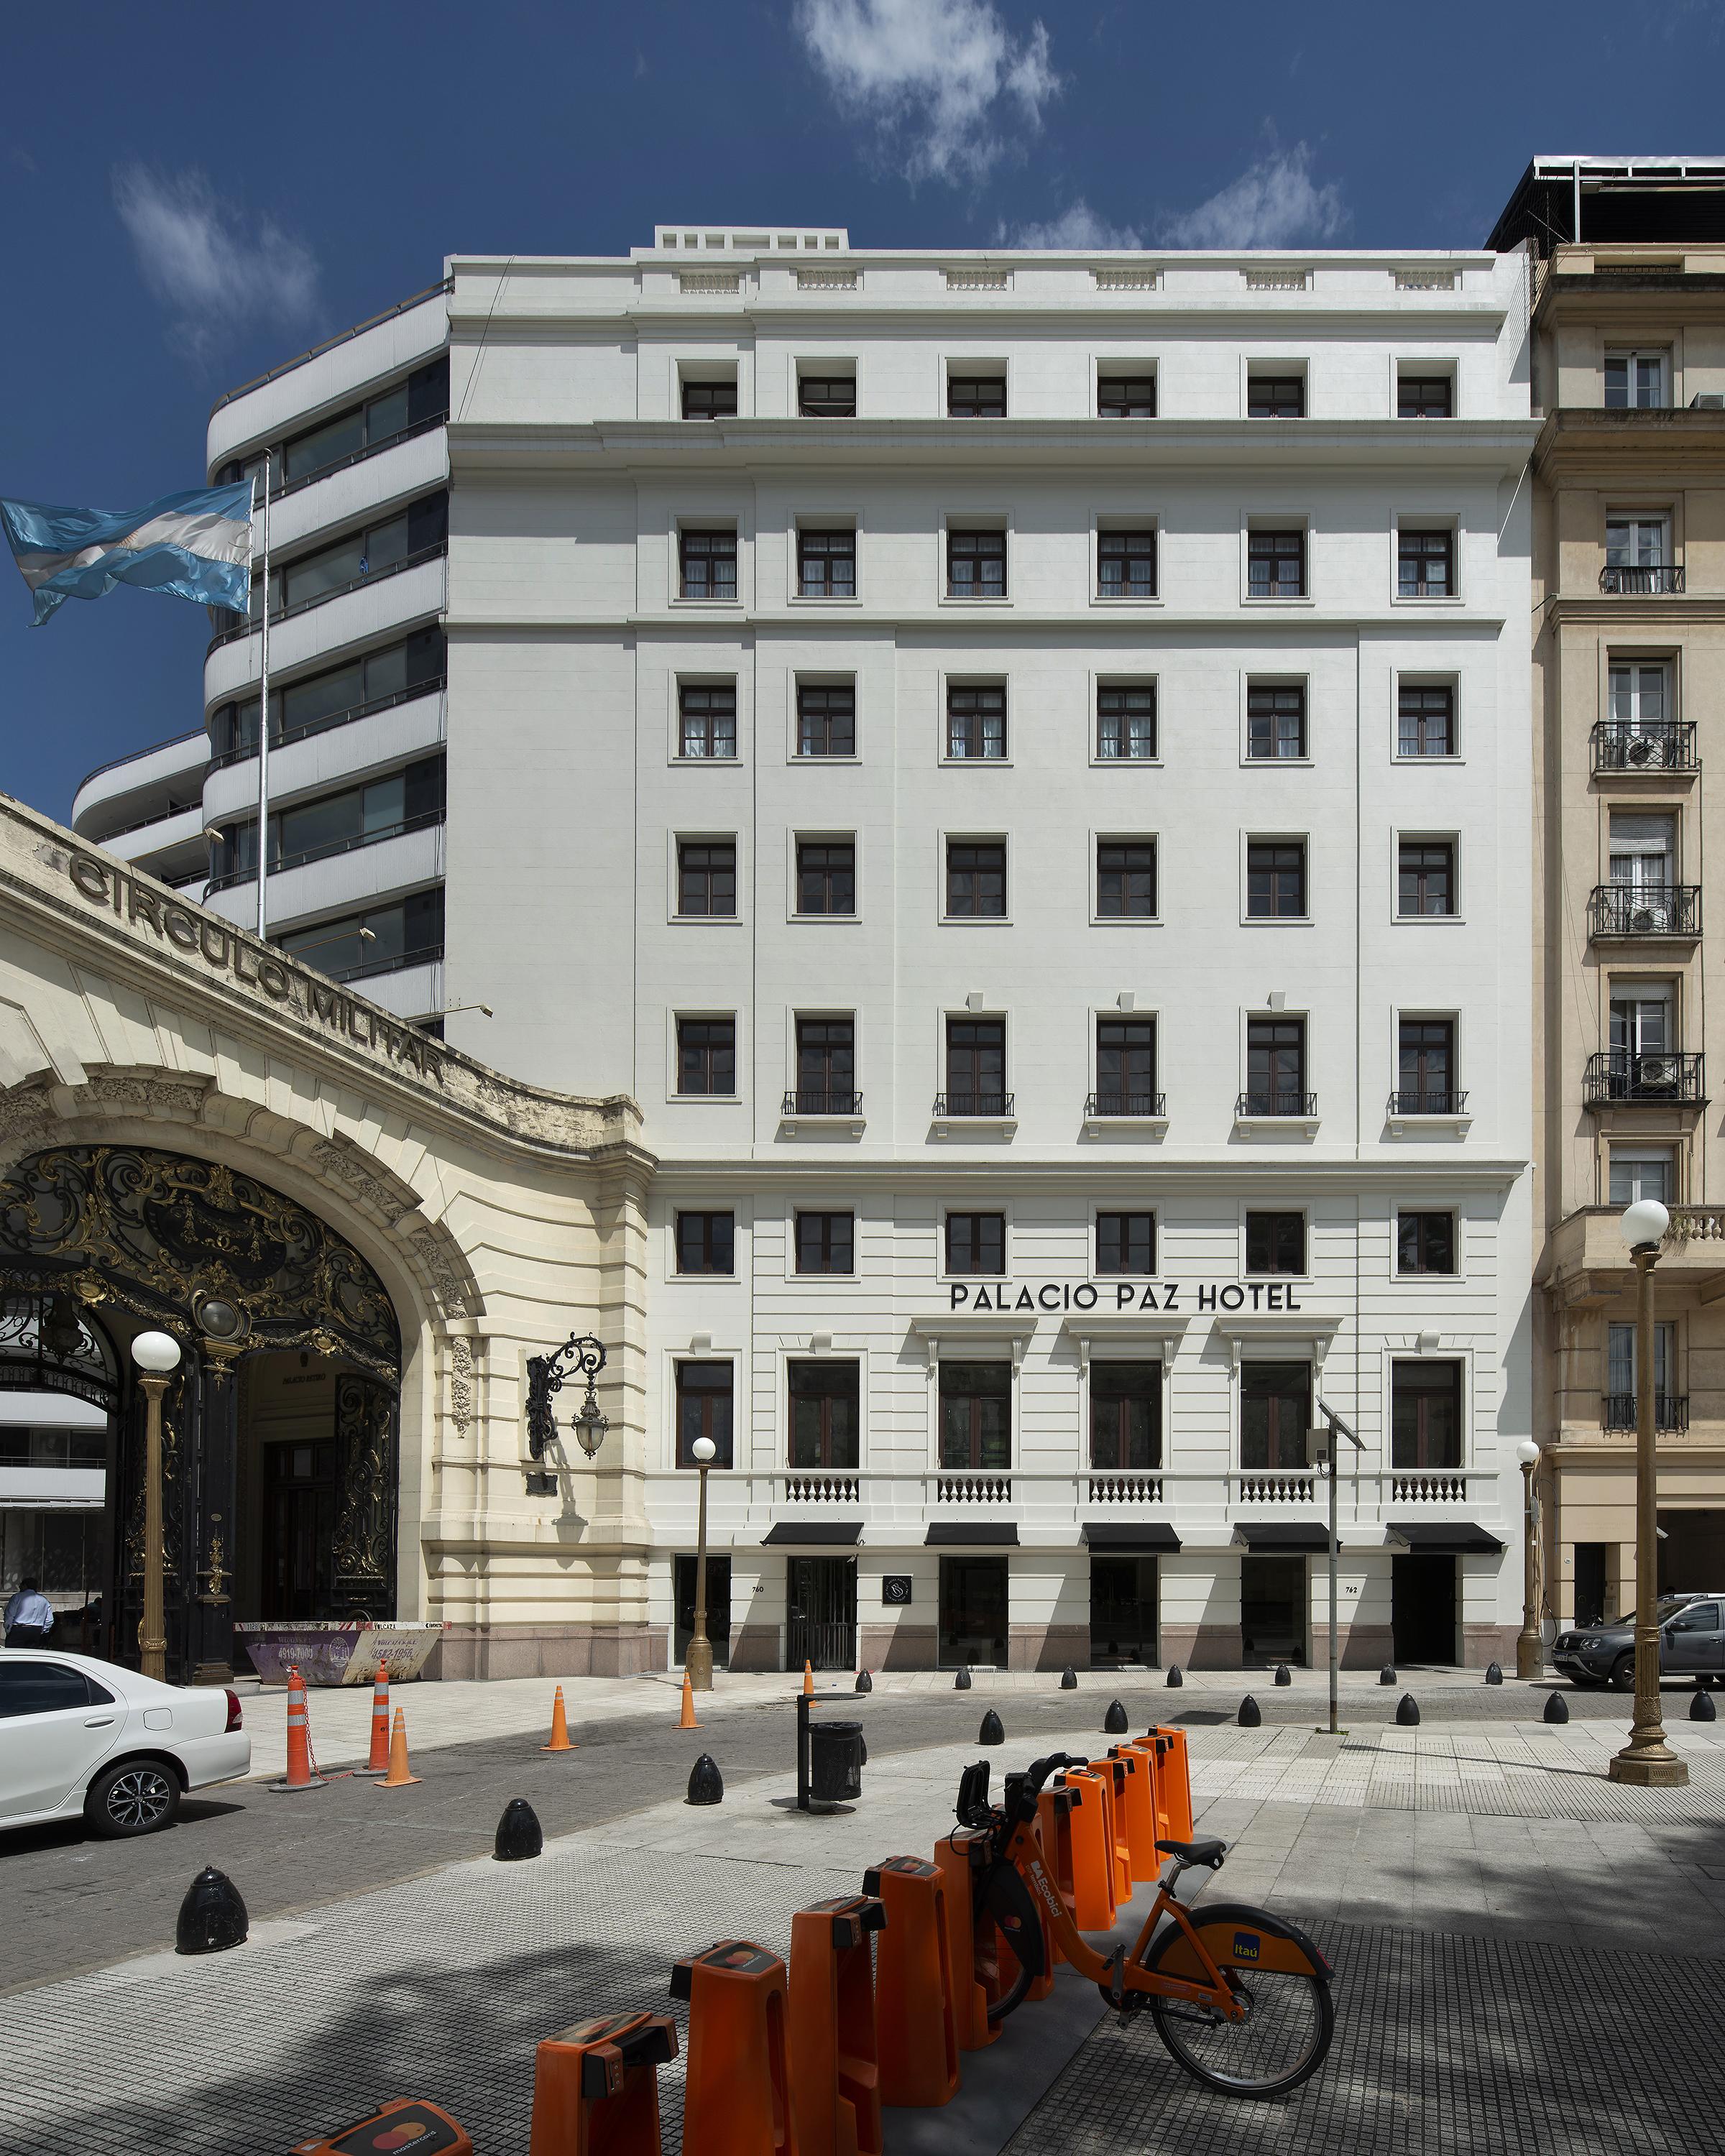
[[4, 1577, 54, 1646]]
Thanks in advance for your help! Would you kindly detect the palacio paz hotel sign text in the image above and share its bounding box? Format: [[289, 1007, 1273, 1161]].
[[949, 1280, 1306, 1311], [67, 852, 446, 1084]]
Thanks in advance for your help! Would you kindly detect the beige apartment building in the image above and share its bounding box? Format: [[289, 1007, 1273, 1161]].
[[1494, 160, 1725, 1628]]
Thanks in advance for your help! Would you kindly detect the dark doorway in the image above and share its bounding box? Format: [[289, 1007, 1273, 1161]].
[[1090, 1555, 1158, 1667], [1658, 1510, 1725, 1595], [1573, 1542, 1609, 1628], [261, 1439, 338, 1618], [1241, 1554, 1306, 1664], [939, 1554, 1008, 1667], [787, 1555, 857, 1670], [1392, 1554, 1458, 1664], [674, 1553, 732, 1669]]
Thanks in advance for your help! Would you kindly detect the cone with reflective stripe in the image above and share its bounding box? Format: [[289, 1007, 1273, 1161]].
[[352, 1667, 391, 1777], [377, 1705, 420, 1787], [541, 1683, 575, 1752], [678, 1672, 699, 1729], [268, 1665, 326, 1793]]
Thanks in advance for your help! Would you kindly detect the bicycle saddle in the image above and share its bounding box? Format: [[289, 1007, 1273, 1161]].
[[1156, 1836, 1227, 1869]]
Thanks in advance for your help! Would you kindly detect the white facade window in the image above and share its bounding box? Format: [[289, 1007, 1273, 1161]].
[[1605, 350, 1670, 409], [1609, 1148, 1675, 1207]]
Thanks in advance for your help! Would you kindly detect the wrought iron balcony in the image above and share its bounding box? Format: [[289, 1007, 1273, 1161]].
[[1387, 1089, 1469, 1117], [1085, 1091, 1167, 1118], [1602, 1393, 1690, 1433], [933, 1092, 1015, 1118], [1591, 719, 1697, 774], [781, 1089, 862, 1118], [1583, 1049, 1707, 1107], [1600, 564, 1685, 594], [1236, 1090, 1317, 1119], [1588, 883, 1701, 939]]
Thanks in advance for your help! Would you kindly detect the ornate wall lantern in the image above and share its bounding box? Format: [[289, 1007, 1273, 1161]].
[[524, 1332, 609, 1492]]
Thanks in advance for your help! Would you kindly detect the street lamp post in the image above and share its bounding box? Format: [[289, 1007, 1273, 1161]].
[[685, 1434, 717, 1692], [1609, 1197, 1688, 1788], [129, 1330, 183, 1682], [1515, 1437, 1543, 1680]]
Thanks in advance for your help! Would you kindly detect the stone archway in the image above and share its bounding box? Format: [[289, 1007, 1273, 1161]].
[[0, 1140, 406, 1679]]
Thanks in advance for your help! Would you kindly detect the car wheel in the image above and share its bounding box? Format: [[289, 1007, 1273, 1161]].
[[1608, 1654, 1636, 1692], [85, 1759, 181, 1838]]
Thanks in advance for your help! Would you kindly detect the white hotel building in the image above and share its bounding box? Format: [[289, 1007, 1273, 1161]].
[[52, 226, 1539, 1674]]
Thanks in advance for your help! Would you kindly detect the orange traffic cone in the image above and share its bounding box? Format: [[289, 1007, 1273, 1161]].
[[541, 1683, 576, 1753], [678, 1672, 699, 1729], [802, 1659, 814, 1697], [268, 1664, 326, 1793], [377, 1705, 420, 1787], [353, 1666, 391, 1777]]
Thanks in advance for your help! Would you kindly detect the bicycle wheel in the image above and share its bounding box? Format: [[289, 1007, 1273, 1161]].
[[1143, 1902, 1333, 2099]]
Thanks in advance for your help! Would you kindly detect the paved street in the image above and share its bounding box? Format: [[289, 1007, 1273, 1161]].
[[3, 1676, 1724, 2155]]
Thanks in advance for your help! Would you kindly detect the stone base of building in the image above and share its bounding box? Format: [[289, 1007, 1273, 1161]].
[[727, 1623, 786, 1672], [432, 1623, 666, 1681], [1461, 1623, 1518, 1669]]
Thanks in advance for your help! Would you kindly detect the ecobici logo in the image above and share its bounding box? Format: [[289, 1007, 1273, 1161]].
[[1233, 1931, 1261, 1963]]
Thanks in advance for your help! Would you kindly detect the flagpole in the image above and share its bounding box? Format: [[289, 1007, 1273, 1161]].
[[255, 461, 271, 943]]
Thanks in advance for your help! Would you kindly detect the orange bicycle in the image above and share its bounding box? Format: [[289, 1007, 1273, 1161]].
[[956, 1751, 1335, 2099]]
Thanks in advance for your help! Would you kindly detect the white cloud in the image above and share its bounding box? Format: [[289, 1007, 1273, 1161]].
[[1160, 141, 1348, 249], [1008, 199, 1142, 250], [113, 165, 321, 366], [794, 0, 1059, 183]]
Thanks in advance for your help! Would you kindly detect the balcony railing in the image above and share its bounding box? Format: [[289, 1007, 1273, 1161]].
[[1236, 1090, 1317, 1119], [1235, 1469, 1318, 1504], [936, 1472, 1013, 1503], [933, 1092, 1015, 1119], [271, 410, 447, 503], [1600, 564, 1685, 594], [783, 1470, 861, 1502], [206, 809, 444, 894], [208, 544, 446, 651], [1602, 1393, 1690, 1432], [1389, 1470, 1470, 1503], [1591, 719, 1697, 774], [1387, 1089, 1468, 1117], [208, 676, 447, 773], [781, 1089, 862, 1118], [1085, 1092, 1167, 1119], [1086, 1471, 1164, 1504], [1588, 883, 1701, 939], [293, 941, 443, 987], [1583, 1049, 1707, 1107]]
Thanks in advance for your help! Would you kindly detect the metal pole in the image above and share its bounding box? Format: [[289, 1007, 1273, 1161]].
[[796, 1690, 811, 1812], [686, 1462, 713, 1692], [1328, 1429, 1340, 1736], [139, 1373, 170, 1682], [255, 464, 271, 943], [1516, 1459, 1542, 1678], [1610, 1246, 1687, 1784]]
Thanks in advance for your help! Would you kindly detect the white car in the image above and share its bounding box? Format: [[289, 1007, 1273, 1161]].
[[0, 1648, 251, 1837]]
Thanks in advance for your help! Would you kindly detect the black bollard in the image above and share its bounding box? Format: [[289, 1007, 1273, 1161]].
[[1103, 1699, 1128, 1735], [855, 1667, 873, 1694], [1166, 1664, 1184, 1687], [1543, 1691, 1569, 1725], [1396, 1693, 1421, 1728], [1274, 1664, 1292, 1687], [954, 1664, 972, 1691], [175, 1866, 248, 1956], [1060, 1666, 1078, 1690], [1692, 1687, 1717, 1723], [494, 1797, 543, 1861], [686, 1752, 724, 1805], [1379, 1664, 1397, 1687], [1485, 1662, 1504, 1686], [1238, 1695, 1261, 1728], [979, 1708, 1005, 1746]]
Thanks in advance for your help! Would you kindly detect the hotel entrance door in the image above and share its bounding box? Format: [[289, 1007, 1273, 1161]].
[[939, 1554, 1008, 1668]]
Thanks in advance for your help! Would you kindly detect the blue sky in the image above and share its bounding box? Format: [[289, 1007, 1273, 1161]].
[[4, 0, 1725, 821]]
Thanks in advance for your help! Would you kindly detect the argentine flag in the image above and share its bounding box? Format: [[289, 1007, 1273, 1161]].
[[0, 482, 253, 627]]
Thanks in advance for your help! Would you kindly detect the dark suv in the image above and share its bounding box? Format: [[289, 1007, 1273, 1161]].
[[1552, 1593, 1725, 1689]]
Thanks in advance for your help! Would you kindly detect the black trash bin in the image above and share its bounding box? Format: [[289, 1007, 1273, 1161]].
[[808, 1717, 865, 1803]]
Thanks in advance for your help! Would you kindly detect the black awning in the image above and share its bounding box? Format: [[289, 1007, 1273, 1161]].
[[926, 1522, 1021, 1546], [1236, 1521, 1332, 1553], [1082, 1523, 1183, 1552], [761, 1521, 862, 1546], [1387, 1521, 1504, 1554]]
